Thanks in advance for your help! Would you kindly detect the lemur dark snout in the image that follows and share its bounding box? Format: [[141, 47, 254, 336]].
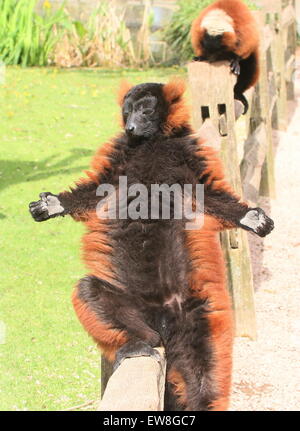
[[125, 122, 136, 136]]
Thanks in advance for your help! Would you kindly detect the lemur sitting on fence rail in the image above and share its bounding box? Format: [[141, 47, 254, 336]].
[[191, 0, 260, 114], [29, 79, 273, 410]]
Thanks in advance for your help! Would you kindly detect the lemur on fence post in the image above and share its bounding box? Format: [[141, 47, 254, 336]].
[[29, 79, 273, 410], [191, 0, 260, 114]]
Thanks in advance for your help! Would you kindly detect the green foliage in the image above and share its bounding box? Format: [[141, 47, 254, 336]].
[[163, 0, 259, 63], [0, 0, 161, 68], [163, 0, 208, 62], [54, 0, 142, 68], [0, 0, 71, 66]]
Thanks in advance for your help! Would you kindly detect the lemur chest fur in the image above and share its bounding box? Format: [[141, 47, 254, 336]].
[[107, 139, 193, 303], [123, 138, 194, 186]]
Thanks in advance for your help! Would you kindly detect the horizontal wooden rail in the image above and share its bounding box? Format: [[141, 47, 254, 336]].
[[99, 348, 166, 411]]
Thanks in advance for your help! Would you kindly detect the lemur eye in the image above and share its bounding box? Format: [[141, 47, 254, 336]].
[[123, 103, 132, 117], [143, 109, 154, 116]]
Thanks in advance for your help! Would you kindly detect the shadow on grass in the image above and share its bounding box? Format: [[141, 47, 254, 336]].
[[0, 147, 94, 195]]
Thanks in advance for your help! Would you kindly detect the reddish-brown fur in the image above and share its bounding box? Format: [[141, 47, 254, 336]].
[[72, 288, 128, 361], [191, 0, 260, 90], [167, 368, 188, 408], [82, 213, 114, 283], [117, 80, 133, 107], [191, 0, 259, 59], [186, 215, 234, 411], [66, 140, 118, 222], [162, 79, 191, 135]]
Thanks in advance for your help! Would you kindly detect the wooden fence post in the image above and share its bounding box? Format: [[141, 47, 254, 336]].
[[257, 0, 288, 129], [101, 356, 114, 397], [282, 0, 297, 101], [188, 61, 256, 339], [261, 0, 296, 129], [99, 348, 166, 411], [241, 11, 276, 202]]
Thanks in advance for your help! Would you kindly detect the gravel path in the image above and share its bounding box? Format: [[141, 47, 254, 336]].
[[230, 61, 300, 411]]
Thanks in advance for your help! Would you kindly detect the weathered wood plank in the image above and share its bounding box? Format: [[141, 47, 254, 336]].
[[241, 123, 268, 206], [285, 19, 297, 100], [99, 348, 166, 411], [254, 0, 279, 13], [262, 24, 274, 52], [197, 118, 221, 151], [101, 356, 114, 397], [281, 4, 296, 28], [188, 60, 256, 339], [251, 11, 276, 199]]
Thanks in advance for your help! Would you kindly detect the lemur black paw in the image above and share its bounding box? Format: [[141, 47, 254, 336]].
[[113, 340, 161, 372], [240, 208, 274, 237], [29, 192, 65, 222], [230, 58, 241, 75]]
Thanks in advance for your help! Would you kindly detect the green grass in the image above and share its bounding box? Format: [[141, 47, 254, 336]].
[[0, 66, 185, 411]]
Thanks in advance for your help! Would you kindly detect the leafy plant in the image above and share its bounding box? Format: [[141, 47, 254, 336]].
[[0, 0, 71, 66], [54, 0, 151, 68], [163, 0, 259, 63]]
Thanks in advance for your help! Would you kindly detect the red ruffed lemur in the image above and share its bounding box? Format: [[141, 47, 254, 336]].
[[191, 0, 260, 113], [29, 79, 273, 411]]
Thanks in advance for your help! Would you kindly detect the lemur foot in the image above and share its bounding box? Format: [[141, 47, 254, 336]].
[[29, 192, 65, 222], [113, 340, 161, 372], [240, 208, 274, 237], [230, 58, 241, 75]]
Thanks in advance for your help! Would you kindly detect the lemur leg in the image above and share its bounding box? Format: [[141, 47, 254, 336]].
[[73, 276, 162, 367], [114, 340, 162, 371], [164, 296, 233, 411], [204, 189, 274, 237]]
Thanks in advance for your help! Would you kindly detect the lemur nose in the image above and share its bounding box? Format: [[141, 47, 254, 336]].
[[126, 124, 136, 134]]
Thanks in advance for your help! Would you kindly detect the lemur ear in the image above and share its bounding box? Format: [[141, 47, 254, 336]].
[[163, 78, 186, 104], [117, 80, 133, 106], [162, 78, 190, 135]]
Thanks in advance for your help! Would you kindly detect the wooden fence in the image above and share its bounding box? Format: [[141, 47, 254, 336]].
[[99, 0, 297, 410]]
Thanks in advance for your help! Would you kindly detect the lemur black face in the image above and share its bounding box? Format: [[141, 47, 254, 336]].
[[122, 83, 168, 141]]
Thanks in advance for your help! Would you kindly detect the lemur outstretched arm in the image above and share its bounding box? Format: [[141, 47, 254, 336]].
[[29, 140, 118, 222], [204, 187, 274, 237], [192, 143, 274, 237], [29, 181, 100, 222]]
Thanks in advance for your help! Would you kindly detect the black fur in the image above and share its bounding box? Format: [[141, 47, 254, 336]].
[[201, 33, 235, 62], [233, 51, 258, 112], [194, 31, 252, 114]]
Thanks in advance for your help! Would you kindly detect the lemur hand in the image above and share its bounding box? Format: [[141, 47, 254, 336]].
[[239, 208, 274, 237], [29, 192, 65, 222]]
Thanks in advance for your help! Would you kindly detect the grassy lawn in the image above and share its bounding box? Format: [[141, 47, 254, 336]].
[[0, 66, 185, 411]]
